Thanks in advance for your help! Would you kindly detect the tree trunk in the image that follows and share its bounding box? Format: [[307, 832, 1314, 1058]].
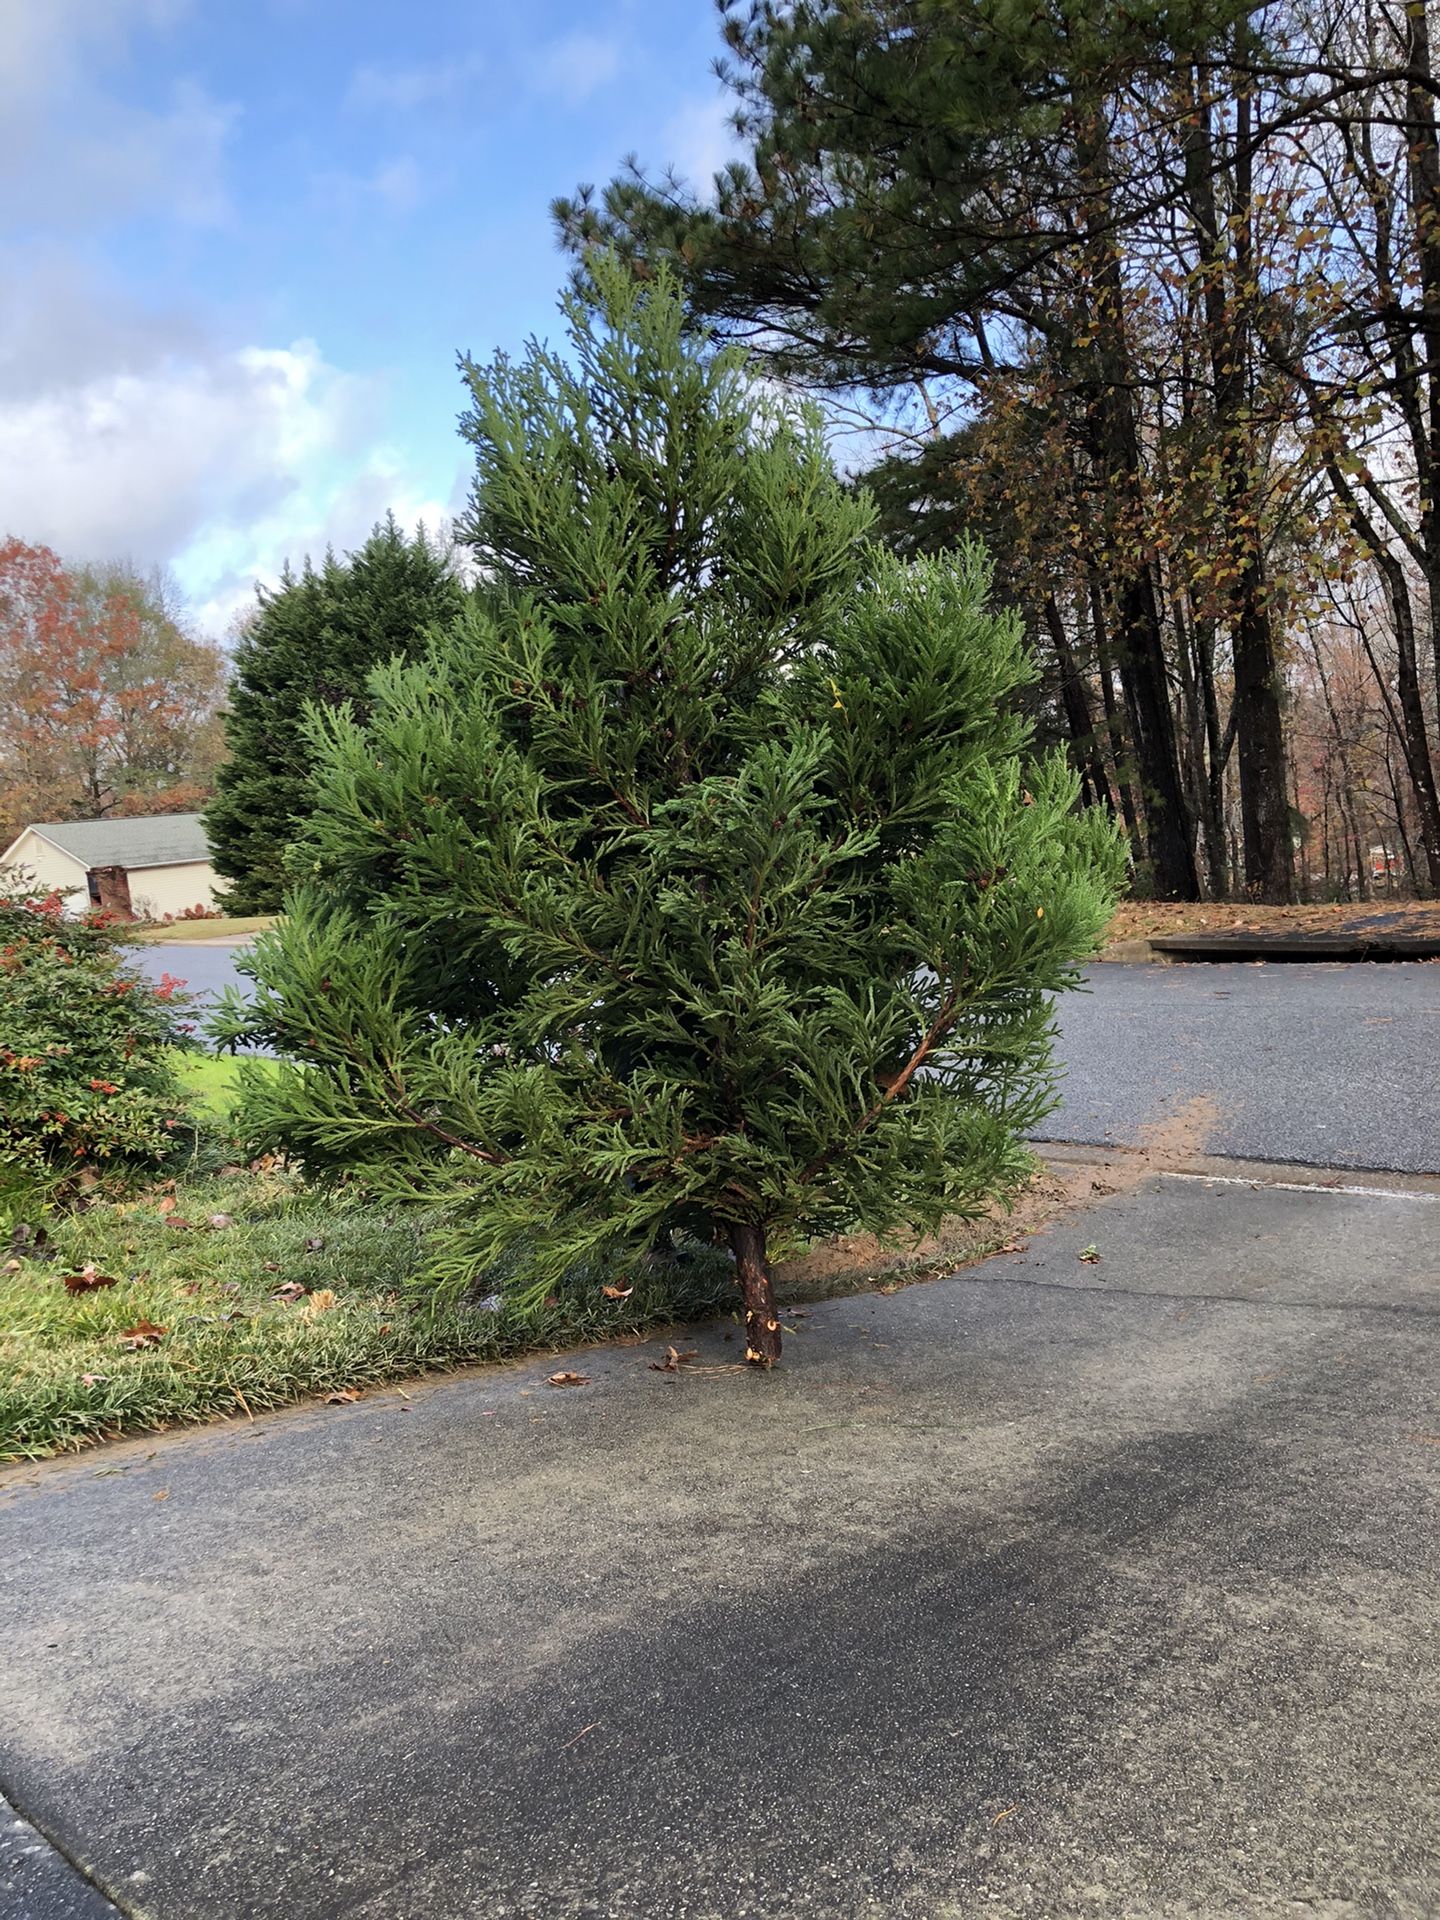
[[1088, 575, 1141, 847], [1043, 594, 1115, 814], [729, 1222, 782, 1368], [1184, 58, 1293, 902], [1193, 612, 1229, 897], [1075, 117, 1198, 900], [1403, 0, 1440, 717], [1233, 594, 1294, 899]]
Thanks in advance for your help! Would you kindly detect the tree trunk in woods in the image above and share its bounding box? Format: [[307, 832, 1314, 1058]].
[[1043, 594, 1115, 814], [1088, 574, 1142, 848], [1403, 0, 1440, 718], [1185, 59, 1293, 902], [1322, 452, 1440, 892], [1072, 159, 1199, 900], [730, 1222, 782, 1368]]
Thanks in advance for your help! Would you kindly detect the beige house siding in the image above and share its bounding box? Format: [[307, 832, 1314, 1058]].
[[1, 827, 91, 912], [126, 861, 222, 920]]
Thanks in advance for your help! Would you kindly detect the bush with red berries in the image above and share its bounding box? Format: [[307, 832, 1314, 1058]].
[[0, 872, 196, 1202]]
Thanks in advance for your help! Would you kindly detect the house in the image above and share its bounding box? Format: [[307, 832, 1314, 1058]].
[[0, 813, 223, 921]]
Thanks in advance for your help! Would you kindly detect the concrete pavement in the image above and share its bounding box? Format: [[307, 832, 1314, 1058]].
[[3, 1164, 1438, 1919]]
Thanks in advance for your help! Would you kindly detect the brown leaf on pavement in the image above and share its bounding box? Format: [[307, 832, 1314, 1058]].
[[547, 1370, 590, 1387], [324, 1386, 363, 1404], [648, 1345, 698, 1372]]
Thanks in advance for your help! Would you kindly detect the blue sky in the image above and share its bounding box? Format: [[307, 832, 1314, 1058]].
[[0, 0, 739, 631]]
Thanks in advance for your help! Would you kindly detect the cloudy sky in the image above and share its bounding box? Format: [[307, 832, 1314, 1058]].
[[1, 0, 738, 632]]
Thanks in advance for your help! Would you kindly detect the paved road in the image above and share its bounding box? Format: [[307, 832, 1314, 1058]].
[[136, 945, 1440, 1174], [1046, 962, 1440, 1174], [129, 941, 251, 1011], [3, 1172, 1438, 1919]]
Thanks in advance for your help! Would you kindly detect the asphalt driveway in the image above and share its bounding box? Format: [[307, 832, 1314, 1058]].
[[3, 1168, 1437, 1919], [1046, 961, 1440, 1172], [135, 945, 1440, 1173]]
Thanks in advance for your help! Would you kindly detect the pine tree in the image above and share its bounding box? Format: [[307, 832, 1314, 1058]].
[[218, 261, 1124, 1366], [204, 516, 464, 912]]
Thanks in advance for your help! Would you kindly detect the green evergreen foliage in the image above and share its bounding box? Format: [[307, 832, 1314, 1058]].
[[204, 515, 465, 913], [216, 262, 1124, 1365], [0, 873, 194, 1211]]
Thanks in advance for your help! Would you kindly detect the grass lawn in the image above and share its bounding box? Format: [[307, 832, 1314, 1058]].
[[0, 1168, 738, 1464], [164, 1046, 274, 1119], [2, 1048, 1064, 1465], [129, 915, 276, 944]]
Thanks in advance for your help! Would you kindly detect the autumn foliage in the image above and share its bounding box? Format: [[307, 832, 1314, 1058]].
[[0, 538, 225, 840]]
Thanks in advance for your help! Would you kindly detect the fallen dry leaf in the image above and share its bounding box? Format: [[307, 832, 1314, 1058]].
[[997, 1241, 1029, 1255], [164, 1217, 197, 1231], [649, 1345, 699, 1373], [601, 1284, 633, 1301], [4, 1257, 21, 1273], [156, 1196, 178, 1217], [118, 1320, 168, 1350], [152, 1489, 169, 1503], [324, 1386, 363, 1404], [62, 1265, 119, 1294], [297, 1287, 337, 1320], [271, 1280, 308, 1302], [207, 1212, 234, 1230], [547, 1370, 590, 1387], [80, 1372, 109, 1387], [261, 1261, 282, 1273]]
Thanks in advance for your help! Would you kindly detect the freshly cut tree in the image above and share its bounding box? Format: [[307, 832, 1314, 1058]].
[[219, 261, 1124, 1366], [205, 515, 464, 913]]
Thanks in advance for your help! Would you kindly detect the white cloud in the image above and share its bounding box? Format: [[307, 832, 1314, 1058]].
[[0, 265, 458, 636], [0, 0, 234, 229], [660, 92, 742, 193], [535, 31, 622, 105], [346, 53, 484, 113]]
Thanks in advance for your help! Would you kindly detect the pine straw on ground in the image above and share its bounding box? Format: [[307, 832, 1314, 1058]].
[[1106, 898, 1440, 943]]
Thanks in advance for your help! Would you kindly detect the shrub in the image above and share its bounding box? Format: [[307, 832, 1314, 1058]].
[[0, 872, 195, 1207], [217, 262, 1124, 1365]]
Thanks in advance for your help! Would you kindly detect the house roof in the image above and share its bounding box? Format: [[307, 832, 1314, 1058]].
[[12, 813, 212, 871]]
